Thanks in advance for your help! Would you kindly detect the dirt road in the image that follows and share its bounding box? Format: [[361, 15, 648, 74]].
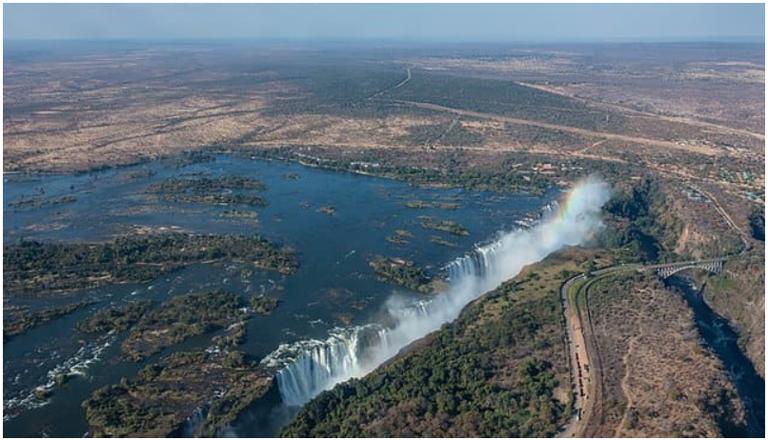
[[385, 99, 723, 156], [519, 81, 765, 142], [368, 68, 412, 100]]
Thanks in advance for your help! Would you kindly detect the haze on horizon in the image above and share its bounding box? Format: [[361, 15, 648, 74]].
[[4, 3, 765, 43]]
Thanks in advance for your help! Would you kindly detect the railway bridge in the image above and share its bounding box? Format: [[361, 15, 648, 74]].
[[648, 258, 725, 279]]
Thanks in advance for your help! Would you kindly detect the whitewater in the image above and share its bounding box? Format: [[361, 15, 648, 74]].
[[261, 176, 611, 406]]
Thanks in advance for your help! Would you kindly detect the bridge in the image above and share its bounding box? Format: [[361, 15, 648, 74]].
[[648, 258, 725, 279]]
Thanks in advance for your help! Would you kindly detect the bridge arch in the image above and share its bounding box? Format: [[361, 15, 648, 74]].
[[655, 259, 724, 279]]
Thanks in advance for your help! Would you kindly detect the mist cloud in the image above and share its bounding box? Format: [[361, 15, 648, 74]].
[[268, 175, 611, 406]]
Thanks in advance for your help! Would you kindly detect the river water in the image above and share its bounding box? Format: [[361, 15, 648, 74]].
[[3, 154, 556, 437]]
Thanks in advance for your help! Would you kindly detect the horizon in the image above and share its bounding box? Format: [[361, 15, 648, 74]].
[[3, 4, 765, 438], [4, 36, 766, 44], [4, 3, 765, 43]]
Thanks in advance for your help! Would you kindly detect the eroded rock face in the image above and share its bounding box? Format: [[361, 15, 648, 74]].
[[701, 257, 765, 379], [588, 272, 746, 437]]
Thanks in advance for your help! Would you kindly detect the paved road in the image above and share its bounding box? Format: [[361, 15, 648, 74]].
[[559, 265, 632, 437], [559, 272, 588, 438]]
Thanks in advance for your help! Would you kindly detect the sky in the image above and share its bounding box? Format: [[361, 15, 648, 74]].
[[4, 3, 765, 43]]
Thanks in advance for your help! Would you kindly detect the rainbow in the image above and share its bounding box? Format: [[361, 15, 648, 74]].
[[267, 175, 613, 407]]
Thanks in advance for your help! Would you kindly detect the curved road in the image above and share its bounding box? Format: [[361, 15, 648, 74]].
[[559, 265, 632, 437], [559, 168, 754, 437], [558, 258, 740, 437]]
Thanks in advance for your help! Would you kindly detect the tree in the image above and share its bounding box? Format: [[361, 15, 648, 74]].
[[584, 259, 596, 276]]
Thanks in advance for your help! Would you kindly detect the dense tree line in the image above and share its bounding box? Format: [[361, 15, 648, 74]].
[[384, 71, 628, 133], [369, 256, 435, 294], [122, 290, 246, 361], [4, 233, 297, 295], [600, 178, 682, 262], [4, 300, 95, 341], [283, 268, 569, 437], [83, 351, 273, 437], [251, 295, 279, 315], [250, 145, 633, 197], [77, 300, 153, 334], [8, 194, 77, 211], [418, 216, 470, 236], [146, 175, 267, 207]]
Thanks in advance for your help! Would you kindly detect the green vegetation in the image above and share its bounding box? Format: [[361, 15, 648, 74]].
[[122, 290, 247, 361], [264, 64, 406, 116], [283, 255, 572, 437], [600, 178, 681, 262], [148, 176, 266, 192], [8, 194, 77, 210], [398, 121, 484, 147], [34, 387, 54, 400], [172, 151, 216, 169], [418, 216, 469, 236], [385, 229, 413, 245], [369, 256, 436, 294], [250, 295, 279, 315], [125, 169, 157, 180], [4, 300, 94, 341], [147, 175, 266, 206], [251, 147, 618, 196], [404, 200, 460, 209], [368, 160, 550, 195], [219, 209, 259, 220], [4, 233, 297, 295], [82, 351, 273, 437], [701, 257, 765, 377], [383, 71, 627, 133], [375, 161, 550, 194], [77, 300, 153, 334], [212, 322, 247, 350]]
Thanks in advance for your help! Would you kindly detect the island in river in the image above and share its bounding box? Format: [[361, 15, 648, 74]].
[[3, 153, 552, 437]]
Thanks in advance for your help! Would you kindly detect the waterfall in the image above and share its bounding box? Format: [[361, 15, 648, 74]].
[[444, 239, 503, 281], [261, 177, 610, 407], [271, 329, 362, 407], [263, 239, 505, 407], [262, 326, 390, 407]]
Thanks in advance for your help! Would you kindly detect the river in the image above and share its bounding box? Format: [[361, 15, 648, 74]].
[[3, 154, 556, 437]]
